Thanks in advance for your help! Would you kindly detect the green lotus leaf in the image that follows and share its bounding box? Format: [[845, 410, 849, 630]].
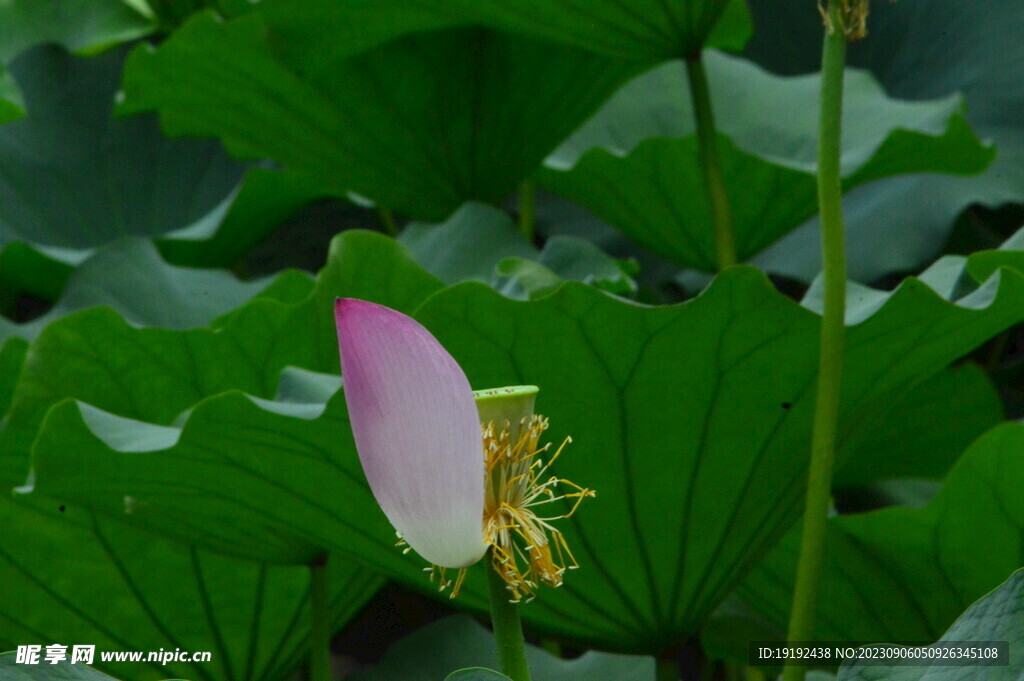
[[442, 0, 752, 60], [0, 498, 380, 681], [835, 568, 1024, 679], [739, 422, 1024, 647], [833, 363, 1002, 487], [118, 5, 639, 220]]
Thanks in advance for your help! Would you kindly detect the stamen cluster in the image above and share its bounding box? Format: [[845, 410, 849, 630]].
[[481, 415, 594, 603], [409, 415, 594, 601]]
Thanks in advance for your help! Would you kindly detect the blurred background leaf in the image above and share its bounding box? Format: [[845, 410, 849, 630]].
[[0, 45, 327, 301], [744, 0, 1024, 282], [0, 238, 313, 344], [399, 203, 636, 298], [539, 51, 992, 272], [399, 204, 538, 285], [0, 0, 153, 61]]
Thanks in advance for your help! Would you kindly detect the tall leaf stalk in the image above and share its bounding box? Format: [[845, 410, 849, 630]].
[[686, 51, 736, 270], [783, 3, 849, 680], [486, 555, 533, 681], [310, 557, 332, 681]]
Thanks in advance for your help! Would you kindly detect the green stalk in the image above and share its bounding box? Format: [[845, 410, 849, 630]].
[[656, 658, 679, 681], [782, 5, 848, 681], [685, 52, 736, 270], [486, 559, 532, 681], [518, 179, 536, 242], [309, 556, 332, 681]]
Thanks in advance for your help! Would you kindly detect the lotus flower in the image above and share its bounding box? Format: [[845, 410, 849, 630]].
[[334, 298, 592, 601]]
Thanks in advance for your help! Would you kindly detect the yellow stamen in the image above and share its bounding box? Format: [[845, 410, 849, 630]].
[[480, 415, 594, 603], [424, 564, 468, 599]]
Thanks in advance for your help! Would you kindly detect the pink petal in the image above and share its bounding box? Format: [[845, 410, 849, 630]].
[[335, 298, 487, 568]]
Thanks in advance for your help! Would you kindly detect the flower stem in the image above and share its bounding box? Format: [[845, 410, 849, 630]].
[[486, 559, 533, 681], [309, 556, 332, 681], [782, 4, 848, 681], [685, 51, 736, 271], [518, 179, 536, 243]]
